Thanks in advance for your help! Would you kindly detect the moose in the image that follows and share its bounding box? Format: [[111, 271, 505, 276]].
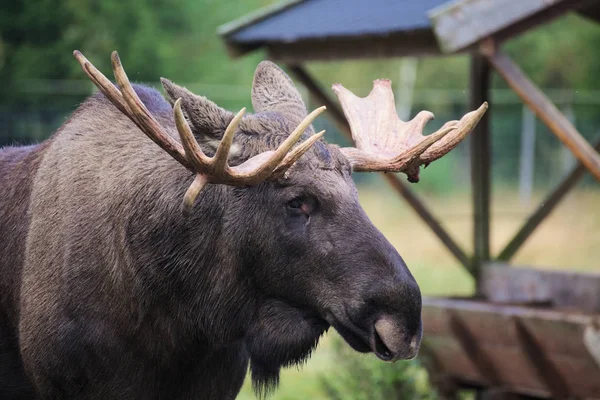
[[0, 50, 486, 399]]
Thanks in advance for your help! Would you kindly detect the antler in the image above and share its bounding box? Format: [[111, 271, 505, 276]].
[[333, 79, 488, 182], [73, 51, 325, 214]]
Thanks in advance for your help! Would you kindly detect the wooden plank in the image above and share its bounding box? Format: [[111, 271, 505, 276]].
[[428, 0, 568, 53], [470, 54, 491, 280], [287, 64, 473, 273], [423, 297, 594, 325], [449, 312, 503, 385], [481, 264, 600, 312], [498, 137, 600, 262], [482, 43, 600, 181], [424, 333, 598, 398], [513, 318, 570, 398], [422, 297, 600, 398]]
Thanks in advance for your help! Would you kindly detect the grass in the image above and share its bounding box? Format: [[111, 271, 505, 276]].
[[238, 183, 600, 399]]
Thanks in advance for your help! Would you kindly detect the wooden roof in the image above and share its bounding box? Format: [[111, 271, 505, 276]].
[[219, 0, 597, 62], [218, 0, 448, 62]]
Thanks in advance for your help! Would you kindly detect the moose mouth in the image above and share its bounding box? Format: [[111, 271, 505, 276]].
[[327, 315, 395, 362]]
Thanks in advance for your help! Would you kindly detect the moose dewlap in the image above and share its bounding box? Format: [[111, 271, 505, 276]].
[[0, 50, 486, 399]]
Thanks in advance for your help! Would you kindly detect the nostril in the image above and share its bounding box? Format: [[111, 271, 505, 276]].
[[373, 328, 393, 361]]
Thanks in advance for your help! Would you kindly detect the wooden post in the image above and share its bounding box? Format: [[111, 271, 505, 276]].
[[470, 54, 491, 283], [287, 64, 473, 273], [482, 42, 600, 181]]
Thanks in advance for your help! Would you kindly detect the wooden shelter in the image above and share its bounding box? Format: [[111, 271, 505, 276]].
[[220, 1, 600, 398]]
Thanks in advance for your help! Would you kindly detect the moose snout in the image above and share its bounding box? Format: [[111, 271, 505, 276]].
[[364, 254, 423, 362], [371, 315, 422, 362]]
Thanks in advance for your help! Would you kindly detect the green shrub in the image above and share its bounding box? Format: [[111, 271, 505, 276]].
[[319, 337, 438, 400]]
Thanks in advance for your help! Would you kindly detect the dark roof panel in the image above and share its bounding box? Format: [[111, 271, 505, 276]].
[[230, 0, 449, 43]]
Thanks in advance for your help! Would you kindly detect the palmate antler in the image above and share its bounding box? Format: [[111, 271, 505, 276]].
[[333, 79, 488, 182], [73, 51, 325, 214]]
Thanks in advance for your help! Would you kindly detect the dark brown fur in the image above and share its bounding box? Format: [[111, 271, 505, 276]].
[[0, 62, 422, 399]]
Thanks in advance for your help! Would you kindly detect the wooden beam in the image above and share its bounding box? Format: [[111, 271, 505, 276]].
[[470, 55, 491, 280], [428, 0, 570, 54], [481, 264, 600, 312], [287, 64, 473, 274], [513, 318, 570, 398], [498, 137, 600, 261], [264, 30, 441, 63], [482, 42, 600, 181], [429, 0, 592, 54]]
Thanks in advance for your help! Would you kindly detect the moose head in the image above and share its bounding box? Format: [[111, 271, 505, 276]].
[[20, 51, 486, 397]]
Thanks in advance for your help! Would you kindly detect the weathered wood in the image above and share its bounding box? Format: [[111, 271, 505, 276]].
[[470, 54, 491, 280], [481, 264, 600, 312], [513, 318, 570, 398], [498, 137, 600, 261], [267, 31, 441, 62], [449, 312, 502, 385], [428, 0, 593, 55], [482, 44, 600, 181], [422, 297, 600, 399], [428, 0, 569, 53], [287, 64, 473, 273]]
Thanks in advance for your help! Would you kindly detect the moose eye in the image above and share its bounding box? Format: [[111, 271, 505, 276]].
[[286, 196, 316, 214], [287, 197, 305, 210]]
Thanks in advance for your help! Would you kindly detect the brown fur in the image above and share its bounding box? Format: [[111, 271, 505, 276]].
[[0, 61, 422, 399]]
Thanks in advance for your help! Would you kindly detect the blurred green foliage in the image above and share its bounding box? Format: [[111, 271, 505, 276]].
[[319, 336, 437, 400], [0, 0, 275, 107]]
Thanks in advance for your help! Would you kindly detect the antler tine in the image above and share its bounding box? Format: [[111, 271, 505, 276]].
[[420, 102, 488, 164], [173, 98, 211, 171], [73, 50, 129, 116], [387, 123, 456, 169], [110, 51, 189, 169], [74, 50, 189, 169], [231, 106, 326, 183], [273, 130, 326, 175], [182, 175, 209, 216], [212, 108, 246, 174]]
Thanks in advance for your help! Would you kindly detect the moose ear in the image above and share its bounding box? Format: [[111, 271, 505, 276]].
[[160, 78, 233, 140], [251, 61, 308, 123]]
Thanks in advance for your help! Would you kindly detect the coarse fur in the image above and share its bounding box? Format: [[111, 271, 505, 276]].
[[0, 61, 422, 399]]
